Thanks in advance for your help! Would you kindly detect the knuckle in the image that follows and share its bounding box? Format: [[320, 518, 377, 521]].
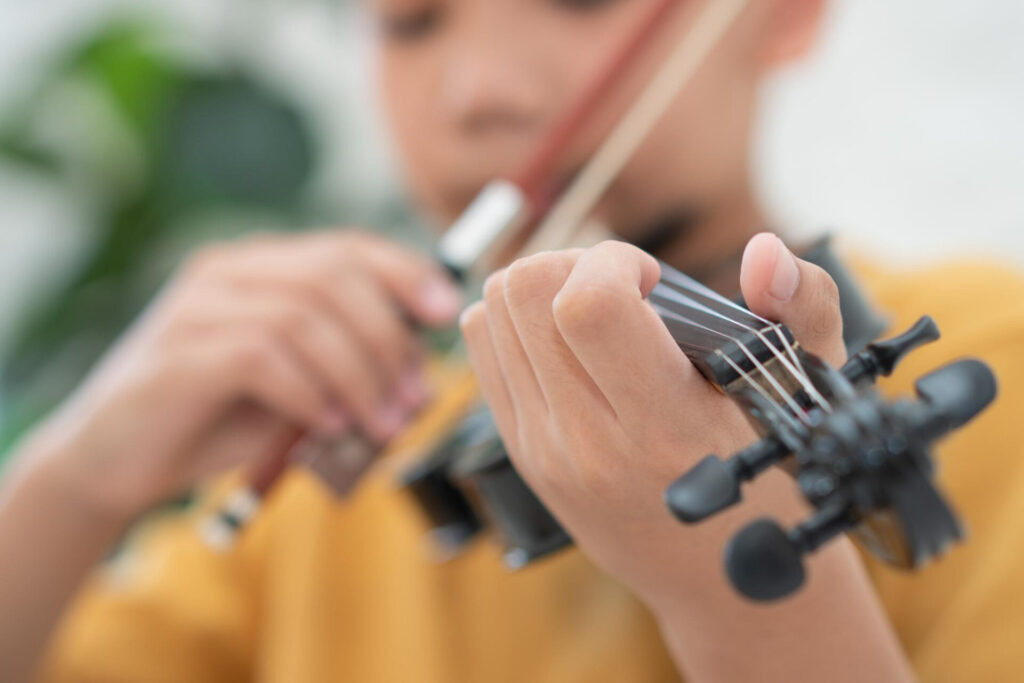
[[592, 239, 641, 265], [815, 268, 841, 310], [367, 335, 409, 378], [806, 309, 834, 343], [575, 457, 616, 500], [233, 337, 273, 375], [330, 359, 362, 391], [482, 270, 507, 304], [459, 302, 487, 336], [291, 272, 338, 311], [552, 284, 617, 335], [808, 269, 842, 338], [503, 254, 560, 306], [273, 302, 313, 338], [364, 321, 402, 355], [329, 352, 380, 401]]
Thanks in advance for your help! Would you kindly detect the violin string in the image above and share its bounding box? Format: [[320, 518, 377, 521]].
[[521, 0, 752, 256], [651, 280, 830, 413], [650, 283, 756, 333], [748, 327, 832, 413], [655, 261, 835, 412], [730, 337, 812, 423], [653, 303, 811, 426], [713, 350, 807, 436], [758, 326, 833, 412], [658, 262, 764, 323]]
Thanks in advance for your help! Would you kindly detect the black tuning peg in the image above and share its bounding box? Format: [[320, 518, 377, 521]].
[[842, 316, 941, 386], [725, 504, 854, 601], [665, 456, 740, 523], [725, 520, 805, 601], [665, 438, 791, 524], [914, 358, 998, 437]]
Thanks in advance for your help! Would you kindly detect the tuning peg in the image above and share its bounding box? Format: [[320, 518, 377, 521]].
[[914, 358, 998, 437], [666, 438, 790, 523], [665, 456, 740, 523], [725, 520, 805, 601], [725, 504, 854, 601], [842, 316, 940, 386]]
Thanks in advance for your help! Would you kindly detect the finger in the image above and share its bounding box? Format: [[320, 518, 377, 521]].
[[353, 235, 463, 327], [739, 233, 846, 366], [194, 292, 405, 443], [325, 271, 427, 408], [187, 406, 299, 480], [482, 269, 546, 418], [196, 330, 342, 435], [192, 230, 461, 330], [552, 241, 710, 426], [460, 302, 521, 454], [201, 252, 426, 410], [268, 304, 405, 445], [503, 251, 613, 421]]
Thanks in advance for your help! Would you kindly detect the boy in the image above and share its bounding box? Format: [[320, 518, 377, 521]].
[[17, 0, 1024, 680]]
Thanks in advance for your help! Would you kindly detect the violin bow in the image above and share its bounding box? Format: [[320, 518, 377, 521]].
[[200, 0, 757, 549]]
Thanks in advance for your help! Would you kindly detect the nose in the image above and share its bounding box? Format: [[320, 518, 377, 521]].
[[440, 12, 550, 141]]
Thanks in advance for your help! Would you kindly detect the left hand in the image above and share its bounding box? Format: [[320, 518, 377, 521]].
[[460, 234, 847, 609]]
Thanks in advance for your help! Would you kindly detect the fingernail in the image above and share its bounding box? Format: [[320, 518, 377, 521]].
[[320, 407, 350, 436], [769, 237, 800, 302], [421, 280, 462, 320]]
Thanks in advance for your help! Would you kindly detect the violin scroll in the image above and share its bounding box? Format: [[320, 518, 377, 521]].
[[667, 315, 998, 602]]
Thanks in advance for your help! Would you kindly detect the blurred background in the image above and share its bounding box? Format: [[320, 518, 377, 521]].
[[0, 0, 1021, 453]]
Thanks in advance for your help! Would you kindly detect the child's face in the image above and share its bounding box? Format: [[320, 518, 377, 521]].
[[370, 0, 821, 241]]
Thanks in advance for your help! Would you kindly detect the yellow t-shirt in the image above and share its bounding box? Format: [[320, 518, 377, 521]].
[[37, 259, 1024, 683]]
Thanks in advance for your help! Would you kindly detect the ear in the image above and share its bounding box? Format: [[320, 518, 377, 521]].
[[759, 0, 827, 69]]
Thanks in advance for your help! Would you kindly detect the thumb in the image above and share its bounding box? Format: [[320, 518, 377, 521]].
[[739, 233, 846, 366]]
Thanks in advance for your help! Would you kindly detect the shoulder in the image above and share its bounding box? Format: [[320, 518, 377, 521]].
[[851, 255, 1024, 515], [854, 254, 1024, 539], [852, 257, 1024, 677], [858, 257, 1024, 333], [854, 257, 1024, 385]]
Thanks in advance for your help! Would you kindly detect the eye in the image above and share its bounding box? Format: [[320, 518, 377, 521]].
[[380, 5, 445, 43]]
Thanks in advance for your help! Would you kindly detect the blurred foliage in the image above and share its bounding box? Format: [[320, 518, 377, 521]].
[[0, 21, 321, 453]]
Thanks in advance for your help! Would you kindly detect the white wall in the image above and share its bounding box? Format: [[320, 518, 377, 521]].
[[757, 0, 1024, 263]]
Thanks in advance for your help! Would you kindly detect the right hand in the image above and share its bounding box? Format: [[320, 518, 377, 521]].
[[25, 229, 461, 520]]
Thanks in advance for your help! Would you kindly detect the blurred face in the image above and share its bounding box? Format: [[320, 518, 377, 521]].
[[370, 0, 822, 245]]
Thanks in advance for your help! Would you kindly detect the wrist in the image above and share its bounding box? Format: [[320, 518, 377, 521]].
[[12, 424, 146, 529], [644, 537, 913, 683]]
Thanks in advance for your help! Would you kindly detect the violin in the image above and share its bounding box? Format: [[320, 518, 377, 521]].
[[402, 245, 997, 600], [201, 0, 1000, 604]]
